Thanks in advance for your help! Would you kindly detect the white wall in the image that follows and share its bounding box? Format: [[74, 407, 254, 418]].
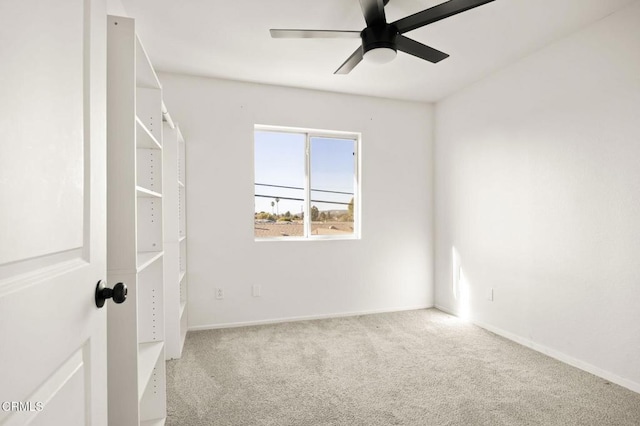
[[106, 0, 127, 16], [435, 2, 640, 392], [159, 74, 435, 329]]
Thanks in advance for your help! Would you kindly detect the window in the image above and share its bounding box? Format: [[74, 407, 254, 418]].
[[254, 126, 359, 240]]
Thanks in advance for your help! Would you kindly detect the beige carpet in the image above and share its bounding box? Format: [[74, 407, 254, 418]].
[[166, 309, 640, 425]]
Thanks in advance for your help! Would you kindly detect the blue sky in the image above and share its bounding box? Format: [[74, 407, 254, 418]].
[[254, 131, 355, 215]]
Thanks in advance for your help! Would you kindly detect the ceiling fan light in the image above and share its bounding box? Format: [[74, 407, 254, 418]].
[[363, 47, 396, 64]]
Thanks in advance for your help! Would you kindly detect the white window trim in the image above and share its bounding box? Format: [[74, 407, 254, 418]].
[[254, 124, 361, 241]]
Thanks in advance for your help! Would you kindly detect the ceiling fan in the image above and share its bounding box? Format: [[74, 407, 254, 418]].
[[270, 0, 494, 74]]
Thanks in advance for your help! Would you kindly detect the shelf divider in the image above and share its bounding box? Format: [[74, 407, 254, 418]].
[[136, 186, 162, 198], [137, 251, 164, 272], [136, 116, 162, 149]]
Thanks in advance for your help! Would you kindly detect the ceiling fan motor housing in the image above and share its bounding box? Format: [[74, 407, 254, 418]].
[[361, 24, 398, 54]]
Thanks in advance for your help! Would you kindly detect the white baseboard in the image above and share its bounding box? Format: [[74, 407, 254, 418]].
[[434, 304, 456, 316], [434, 304, 640, 394], [188, 304, 433, 331]]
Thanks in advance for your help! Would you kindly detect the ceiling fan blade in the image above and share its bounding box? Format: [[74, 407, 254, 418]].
[[359, 0, 386, 27], [334, 46, 364, 74], [392, 0, 494, 34], [270, 29, 361, 39], [396, 35, 449, 63]]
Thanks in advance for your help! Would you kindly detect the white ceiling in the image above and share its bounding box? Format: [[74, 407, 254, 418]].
[[120, 0, 635, 103]]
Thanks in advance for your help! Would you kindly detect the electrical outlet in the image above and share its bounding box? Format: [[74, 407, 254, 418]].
[[215, 288, 224, 300], [487, 288, 494, 302], [252, 284, 261, 297]]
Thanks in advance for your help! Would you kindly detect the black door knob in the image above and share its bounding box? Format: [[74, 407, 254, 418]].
[[95, 280, 128, 308]]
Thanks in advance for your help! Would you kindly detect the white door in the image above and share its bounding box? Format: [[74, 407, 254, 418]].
[[0, 0, 109, 425]]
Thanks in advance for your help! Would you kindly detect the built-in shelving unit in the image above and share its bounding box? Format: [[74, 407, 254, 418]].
[[107, 15, 167, 426], [164, 118, 188, 360]]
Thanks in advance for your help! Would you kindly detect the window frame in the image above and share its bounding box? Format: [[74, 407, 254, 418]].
[[254, 124, 361, 241]]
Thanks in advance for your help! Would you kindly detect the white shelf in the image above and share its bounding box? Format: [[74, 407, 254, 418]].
[[136, 116, 161, 149], [137, 147, 163, 194], [138, 341, 164, 401], [163, 121, 188, 361], [141, 418, 166, 426], [108, 15, 167, 425], [135, 36, 161, 89], [136, 88, 162, 143], [137, 251, 163, 272], [136, 186, 162, 198]]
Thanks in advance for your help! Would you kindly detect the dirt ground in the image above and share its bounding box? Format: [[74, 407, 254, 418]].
[[254, 221, 354, 238]]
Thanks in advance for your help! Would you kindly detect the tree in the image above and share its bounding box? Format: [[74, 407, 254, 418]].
[[311, 205, 319, 221], [284, 211, 291, 218], [275, 197, 280, 215], [270, 201, 275, 214]]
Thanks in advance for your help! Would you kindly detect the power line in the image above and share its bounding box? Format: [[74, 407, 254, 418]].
[[254, 194, 351, 206], [255, 182, 354, 196]]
